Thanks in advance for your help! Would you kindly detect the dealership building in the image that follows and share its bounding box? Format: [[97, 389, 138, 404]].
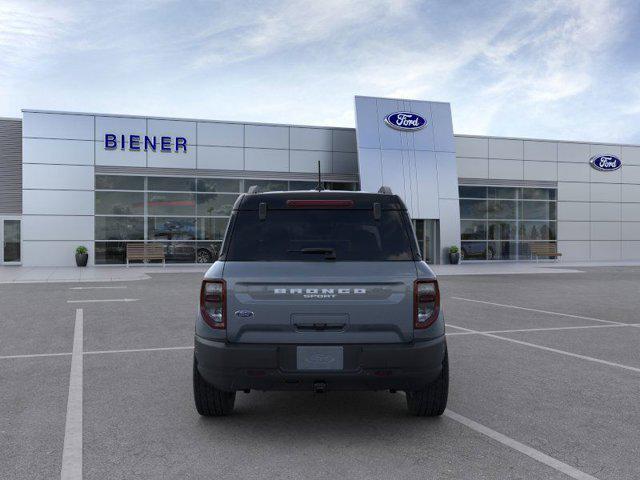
[[0, 95, 639, 267]]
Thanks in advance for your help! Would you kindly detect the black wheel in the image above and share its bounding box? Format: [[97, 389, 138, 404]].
[[196, 249, 213, 264], [406, 348, 449, 417], [193, 359, 236, 416]]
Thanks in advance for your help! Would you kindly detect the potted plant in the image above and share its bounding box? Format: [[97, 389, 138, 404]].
[[75, 246, 88, 267], [449, 245, 460, 264]]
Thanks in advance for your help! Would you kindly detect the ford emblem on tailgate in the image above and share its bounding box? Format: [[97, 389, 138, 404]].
[[235, 310, 254, 318], [384, 112, 427, 131], [590, 155, 621, 171]]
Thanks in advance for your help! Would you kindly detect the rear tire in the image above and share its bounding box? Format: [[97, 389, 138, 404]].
[[406, 348, 449, 417], [193, 359, 236, 416]]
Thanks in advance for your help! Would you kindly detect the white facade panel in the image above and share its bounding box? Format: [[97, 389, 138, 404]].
[[290, 128, 332, 151], [380, 149, 407, 205], [197, 146, 243, 170], [23, 138, 94, 166], [414, 150, 439, 219], [558, 182, 589, 202], [430, 103, 455, 153], [95, 116, 146, 143], [456, 157, 488, 178], [357, 148, 382, 193], [332, 130, 357, 153], [290, 150, 332, 174], [147, 119, 196, 143], [622, 184, 640, 203], [622, 223, 640, 240], [354, 97, 380, 150], [622, 203, 640, 221], [558, 142, 590, 163], [558, 202, 590, 221], [244, 148, 289, 172], [622, 165, 640, 183], [622, 241, 640, 259], [406, 99, 435, 152], [95, 143, 147, 167], [376, 98, 405, 151], [439, 198, 461, 256], [332, 152, 358, 174], [590, 183, 620, 203], [436, 152, 459, 199], [524, 141, 557, 161], [557, 241, 590, 261], [23, 164, 94, 190], [454, 136, 488, 158], [523, 161, 557, 181], [23, 190, 95, 215], [590, 241, 621, 261], [590, 166, 621, 184], [558, 162, 590, 182], [557, 222, 589, 240], [147, 149, 196, 169], [22, 215, 93, 241], [488, 159, 523, 180], [590, 222, 620, 240], [245, 125, 289, 149], [22, 240, 94, 267], [591, 144, 621, 157], [621, 146, 640, 166], [489, 138, 523, 160], [23, 112, 94, 140], [590, 203, 621, 222], [197, 122, 243, 147]]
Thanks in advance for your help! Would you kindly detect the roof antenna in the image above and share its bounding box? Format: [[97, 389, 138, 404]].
[[316, 160, 323, 191]]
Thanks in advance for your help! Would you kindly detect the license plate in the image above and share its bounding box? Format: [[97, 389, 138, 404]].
[[296, 346, 343, 371]]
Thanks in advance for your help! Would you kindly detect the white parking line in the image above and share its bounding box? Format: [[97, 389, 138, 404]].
[[447, 323, 640, 374], [66, 298, 139, 303], [451, 297, 624, 325], [61, 309, 83, 480], [445, 409, 599, 480], [0, 351, 72, 360], [69, 286, 127, 290], [84, 346, 193, 355], [446, 323, 640, 336]]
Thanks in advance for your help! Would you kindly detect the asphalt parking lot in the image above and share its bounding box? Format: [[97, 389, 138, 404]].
[[2, 267, 640, 479]]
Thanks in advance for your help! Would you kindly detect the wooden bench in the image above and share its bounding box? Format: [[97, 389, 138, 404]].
[[126, 243, 165, 267], [529, 243, 562, 262]]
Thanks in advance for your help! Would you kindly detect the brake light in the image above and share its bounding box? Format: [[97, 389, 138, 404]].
[[200, 279, 226, 329], [414, 280, 440, 329], [286, 199, 354, 208]]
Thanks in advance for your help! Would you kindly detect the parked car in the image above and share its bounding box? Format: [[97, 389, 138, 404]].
[[193, 188, 448, 416]]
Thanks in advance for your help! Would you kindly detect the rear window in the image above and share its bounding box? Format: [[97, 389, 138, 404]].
[[225, 210, 415, 261]]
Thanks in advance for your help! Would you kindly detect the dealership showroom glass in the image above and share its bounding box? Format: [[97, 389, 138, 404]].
[[0, 95, 638, 267]]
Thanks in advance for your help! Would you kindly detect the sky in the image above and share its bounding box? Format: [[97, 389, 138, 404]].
[[1, 0, 639, 143]]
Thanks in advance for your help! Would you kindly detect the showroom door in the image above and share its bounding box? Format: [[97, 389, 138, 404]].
[[412, 219, 440, 264], [1, 218, 21, 264]]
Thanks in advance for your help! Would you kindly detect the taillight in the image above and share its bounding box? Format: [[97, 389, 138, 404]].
[[200, 279, 226, 329], [414, 280, 440, 329]]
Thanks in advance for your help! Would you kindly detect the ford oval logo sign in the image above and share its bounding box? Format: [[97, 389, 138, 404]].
[[590, 155, 622, 172], [384, 112, 427, 131], [234, 310, 254, 318]]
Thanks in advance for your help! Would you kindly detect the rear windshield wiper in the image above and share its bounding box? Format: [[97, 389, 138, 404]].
[[287, 247, 337, 260]]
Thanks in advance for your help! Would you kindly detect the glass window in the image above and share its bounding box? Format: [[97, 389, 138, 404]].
[[147, 193, 196, 216], [197, 178, 240, 193], [148, 217, 196, 240], [289, 181, 318, 191], [226, 210, 415, 261], [461, 242, 487, 260], [96, 191, 144, 215], [196, 193, 238, 216], [522, 188, 556, 200], [487, 187, 518, 199], [458, 186, 487, 198], [488, 241, 517, 260], [3, 220, 20, 262], [95, 217, 144, 240], [488, 200, 516, 219], [461, 220, 487, 240], [158, 241, 196, 263], [197, 217, 229, 240], [147, 176, 196, 192], [488, 221, 516, 240], [196, 241, 222, 263], [325, 182, 358, 191], [460, 199, 488, 219], [520, 201, 556, 220], [520, 221, 556, 240], [95, 241, 129, 264], [95, 175, 144, 190], [244, 180, 288, 192]]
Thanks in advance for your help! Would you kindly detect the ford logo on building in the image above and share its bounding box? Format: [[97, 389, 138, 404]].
[[384, 112, 427, 131], [590, 155, 622, 172]]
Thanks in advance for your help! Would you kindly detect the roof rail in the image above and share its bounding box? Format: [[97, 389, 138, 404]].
[[247, 185, 260, 194], [378, 186, 393, 195]]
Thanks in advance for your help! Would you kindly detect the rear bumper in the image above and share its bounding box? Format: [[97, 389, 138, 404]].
[[194, 335, 446, 392]]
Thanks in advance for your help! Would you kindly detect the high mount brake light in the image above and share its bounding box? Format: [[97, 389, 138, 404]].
[[200, 279, 226, 329], [286, 199, 354, 208], [414, 279, 440, 329]]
